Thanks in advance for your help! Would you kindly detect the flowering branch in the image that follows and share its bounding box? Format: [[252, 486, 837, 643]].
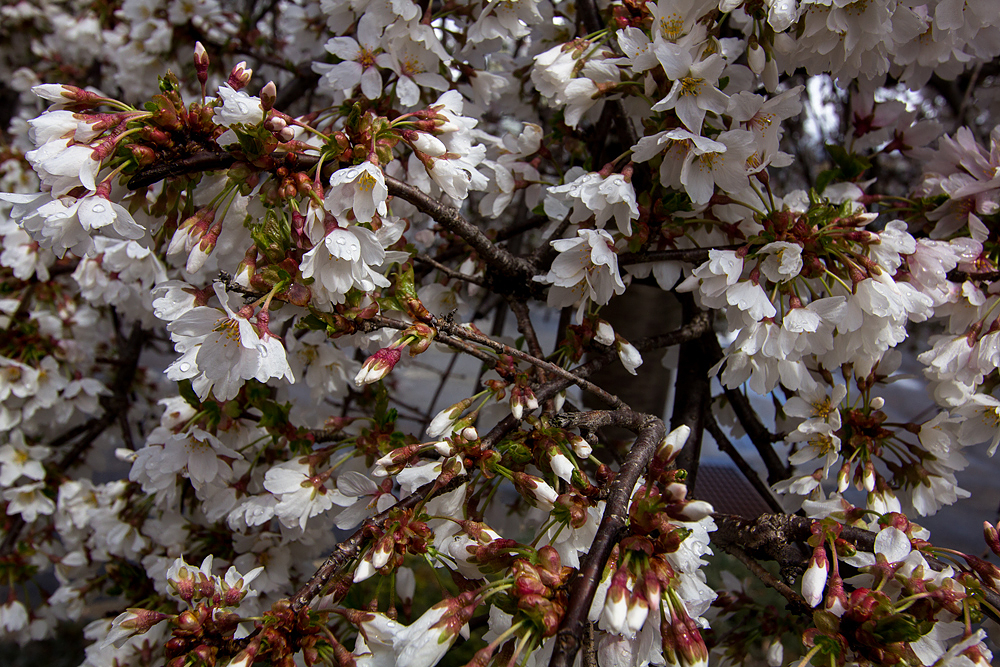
[[290, 473, 468, 611], [547, 409, 666, 667]]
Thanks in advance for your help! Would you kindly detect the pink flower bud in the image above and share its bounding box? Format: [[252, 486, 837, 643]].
[[227, 61, 253, 90], [194, 42, 210, 86], [985, 521, 1000, 557], [355, 347, 402, 386]]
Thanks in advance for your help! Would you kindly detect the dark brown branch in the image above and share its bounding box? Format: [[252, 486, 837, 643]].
[[128, 150, 236, 189], [548, 409, 666, 667], [290, 474, 467, 611], [618, 245, 743, 267], [634, 310, 712, 353], [414, 254, 487, 287], [384, 176, 537, 290], [429, 314, 627, 409], [507, 299, 548, 384], [360, 314, 500, 371], [703, 335, 789, 484], [670, 299, 711, 489], [722, 385, 790, 484]]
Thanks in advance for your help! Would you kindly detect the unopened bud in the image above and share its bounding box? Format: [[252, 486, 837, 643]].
[[985, 521, 1000, 557], [570, 436, 592, 458], [802, 546, 829, 607], [194, 42, 209, 86], [227, 61, 252, 90], [748, 43, 765, 75], [355, 347, 402, 386], [763, 57, 778, 92], [260, 81, 276, 111], [512, 472, 557, 510], [657, 425, 690, 464]]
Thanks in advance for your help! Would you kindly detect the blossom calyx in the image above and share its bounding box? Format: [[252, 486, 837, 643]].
[[403, 323, 436, 356], [509, 384, 539, 420]]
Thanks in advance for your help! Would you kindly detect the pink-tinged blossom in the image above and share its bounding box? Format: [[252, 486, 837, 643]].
[[165, 283, 288, 401]]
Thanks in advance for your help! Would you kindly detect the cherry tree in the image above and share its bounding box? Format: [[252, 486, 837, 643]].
[[1, 0, 1000, 666]]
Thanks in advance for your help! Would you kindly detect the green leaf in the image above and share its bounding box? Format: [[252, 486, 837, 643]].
[[177, 379, 202, 409]]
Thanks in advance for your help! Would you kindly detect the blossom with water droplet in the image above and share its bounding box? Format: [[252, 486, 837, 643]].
[[213, 84, 263, 127]]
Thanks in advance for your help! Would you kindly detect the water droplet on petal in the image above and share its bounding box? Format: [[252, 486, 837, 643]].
[[336, 237, 346, 245], [91, 203, 106, 213], [179, 362, 191, 372], [236, 103, 248, 114], [258, 345, 269, 357]]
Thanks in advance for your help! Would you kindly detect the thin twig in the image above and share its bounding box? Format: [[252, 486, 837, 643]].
[[384, 176, 536, 288], [414, 254, 487, 287], [430, 315, 626, 409], [703, 335, 789, 484], [618, 245, 743, 267], [720, 542, 810, 612], [507, 299, 547, 384], [290, 474, 467, 611]]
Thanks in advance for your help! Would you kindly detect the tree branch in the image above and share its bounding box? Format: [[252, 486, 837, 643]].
[[429, 314, 627, 409], [384, 176, 537, 292], [290, 473, 467, 611], [703, 335, 790, 484], [548, 409, 666, 667], [414, 254, 487, 287], [618, 245, 743, 267]]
